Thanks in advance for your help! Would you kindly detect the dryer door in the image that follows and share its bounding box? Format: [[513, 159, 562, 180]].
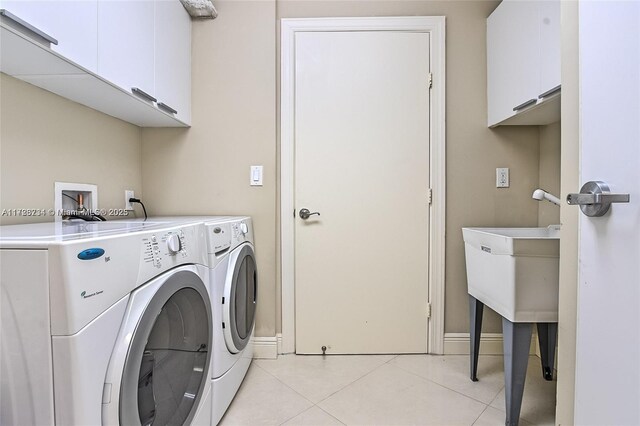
[[222, 244, 257, 353], [103, 266, 212, 426]]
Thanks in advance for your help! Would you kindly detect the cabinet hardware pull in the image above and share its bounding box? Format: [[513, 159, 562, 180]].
[[157, 102, 177, 115], [513, 98, 537, 112], [538, 85, 561, 99], [131, 88, 157, 103], [0, 9, 58, 45]]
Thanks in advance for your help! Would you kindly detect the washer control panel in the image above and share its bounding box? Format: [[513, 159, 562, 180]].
[[142, 229, 188, 269], [166, 234, 182, 254]]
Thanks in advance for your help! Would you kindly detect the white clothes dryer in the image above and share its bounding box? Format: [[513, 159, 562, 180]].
[[204, 217, 257, 424], [0, 220, 213, 426]]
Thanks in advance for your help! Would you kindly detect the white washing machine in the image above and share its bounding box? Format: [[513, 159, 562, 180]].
[[0, 220, 214, 426], [204, 216, 257, 424]]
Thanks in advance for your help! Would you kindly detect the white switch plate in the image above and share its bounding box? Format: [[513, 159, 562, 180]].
[[496, 167, 510, 188], [250, 166, 263, 186]]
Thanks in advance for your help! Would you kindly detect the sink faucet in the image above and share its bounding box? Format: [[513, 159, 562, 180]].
[[532, 188, 561, 206]]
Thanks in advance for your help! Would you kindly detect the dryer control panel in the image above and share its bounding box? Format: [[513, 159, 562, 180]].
[[203, 217, 253, 269], [231, 218, 253, 247]]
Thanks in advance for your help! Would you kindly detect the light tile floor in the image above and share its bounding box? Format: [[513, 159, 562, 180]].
[[219, 355, 556, 426]]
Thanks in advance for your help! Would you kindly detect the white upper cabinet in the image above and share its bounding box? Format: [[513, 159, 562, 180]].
[[538, 0, 561, 96], [0, 0, 192, 127], [97, 0, 155, 99], [487, 0, 561, 127], [154, 0, 191, 124], [1, 0, 98, 72]]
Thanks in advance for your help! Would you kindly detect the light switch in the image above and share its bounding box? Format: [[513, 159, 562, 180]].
[[250, 166, 263, 186], [496, 167, 509, 188]]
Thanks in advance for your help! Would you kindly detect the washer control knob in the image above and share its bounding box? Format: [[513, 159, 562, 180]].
[[240, 222, 249, 235], [167, 234, 182, 254]]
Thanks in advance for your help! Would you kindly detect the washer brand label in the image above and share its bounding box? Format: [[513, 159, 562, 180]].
[[80, 290, 104, 299], [481, 245, 492, 254], [77, 248, 105, 260]]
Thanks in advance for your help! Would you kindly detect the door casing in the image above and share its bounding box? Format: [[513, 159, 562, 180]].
[[280, 16, 446, 354]]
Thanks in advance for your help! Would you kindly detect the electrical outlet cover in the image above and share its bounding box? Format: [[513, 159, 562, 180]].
[[125, 190, 135, 210], [496, 168, 510, 188]]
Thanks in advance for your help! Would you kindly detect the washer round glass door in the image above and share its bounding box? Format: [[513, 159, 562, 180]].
[[223, 244, 257, 353], [119, 270, 212, 426]]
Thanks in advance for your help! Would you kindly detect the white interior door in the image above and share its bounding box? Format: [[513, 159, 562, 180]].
[[294, 31, 431, 354], [573, 2, 640, 424]]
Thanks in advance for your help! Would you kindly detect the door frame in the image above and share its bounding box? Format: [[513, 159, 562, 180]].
[[280, 16, 446, 354]]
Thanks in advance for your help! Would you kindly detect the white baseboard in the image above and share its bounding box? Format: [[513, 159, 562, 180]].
[[255, 333, 537, 358], [444, 333, 537, 355], [252, 336, 278, 359], [276, 333, 286, 354]]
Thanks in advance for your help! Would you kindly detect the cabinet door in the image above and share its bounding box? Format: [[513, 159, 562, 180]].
[[538, 0, 561, 97], [487, 0, 539, 126], [154, 0, 191, 124], [1, 0, 98, 72], [97, 0, 155, 97]]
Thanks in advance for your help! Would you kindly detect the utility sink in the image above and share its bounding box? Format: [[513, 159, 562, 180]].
[[462, 226, 560, 323]]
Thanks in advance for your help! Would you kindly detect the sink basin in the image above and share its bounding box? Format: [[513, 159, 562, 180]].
[[462, 226, 560, 322]]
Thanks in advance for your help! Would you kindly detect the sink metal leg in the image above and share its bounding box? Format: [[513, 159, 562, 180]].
[[502, 318, 532, 426], [536, 323, 558, 381], [469, 295, 484, 382]]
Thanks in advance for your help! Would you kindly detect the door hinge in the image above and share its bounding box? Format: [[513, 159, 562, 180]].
[[426, 303, 432, 319], [428, 73, 433, 89], [428, 188, 433, 205]]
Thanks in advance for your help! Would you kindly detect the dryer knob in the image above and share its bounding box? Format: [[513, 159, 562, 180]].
[[167, 234, 182, 254], [240, 222, 249, 235]]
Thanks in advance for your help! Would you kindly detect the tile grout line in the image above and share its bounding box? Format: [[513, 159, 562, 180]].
[[389, 356, 503, 406], [276, 404, 347, 426], [249, 362, 320, 425], [259, 355, 398, 410], [276, 405, 312, 426], [312, 366, 391, 425], [312, 358, 401, 407], [470, 404, 491, 426], [315, 405, 348, 426], [314, 357, 439, 413], [258, 357, 354, 426], [255, 355, 552, 426], [252, 361, 318, 406], [385, 354, 400, 363]]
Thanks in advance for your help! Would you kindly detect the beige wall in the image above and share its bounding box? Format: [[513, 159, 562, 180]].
[[140, 1, 278, 337], [0, 74, 143, 225], [141, 0, 545, 337], [538, 122, 561, 226], [1, 0, 561, 340]]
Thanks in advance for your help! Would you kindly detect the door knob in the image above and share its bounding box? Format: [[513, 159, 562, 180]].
[[567, 181, 630, 217], [299, 208, 320, 220]]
